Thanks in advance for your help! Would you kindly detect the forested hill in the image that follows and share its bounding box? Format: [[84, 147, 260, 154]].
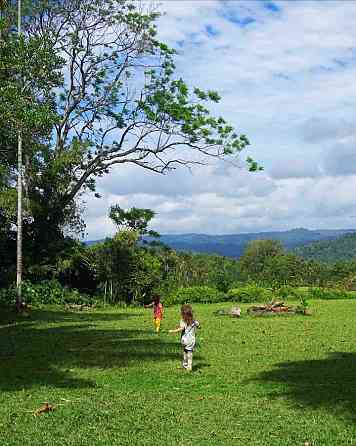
[[294, 233, 356, 263], [156, 229, 355, 258], [87, 228, 356, 258]]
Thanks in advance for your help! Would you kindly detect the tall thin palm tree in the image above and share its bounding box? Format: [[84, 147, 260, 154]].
[[16, 0, 23, 312]]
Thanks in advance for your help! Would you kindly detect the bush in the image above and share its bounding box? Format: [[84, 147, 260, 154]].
[[0, 287, 16, 307], [165, 286, 225, 305], [276, 285, 309, 301], [342, 275, 356, 291], [306, 287, 356, 300], [213, 272, 232, 293], [227, 284, 274, 303], [274, 286, 356, 301], [0, 280, 96, 307]]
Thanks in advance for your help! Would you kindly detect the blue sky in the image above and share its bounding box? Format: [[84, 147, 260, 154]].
[[83, 0, 356, 239]]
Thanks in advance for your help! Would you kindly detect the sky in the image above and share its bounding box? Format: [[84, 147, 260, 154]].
[[83, 0, 356, 240]]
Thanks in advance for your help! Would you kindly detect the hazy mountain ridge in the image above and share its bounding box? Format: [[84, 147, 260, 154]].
[[86, 228, 356, 259]]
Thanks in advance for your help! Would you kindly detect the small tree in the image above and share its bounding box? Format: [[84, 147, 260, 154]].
[[239, 239, 284, 281], [109, 205, 159, 238]]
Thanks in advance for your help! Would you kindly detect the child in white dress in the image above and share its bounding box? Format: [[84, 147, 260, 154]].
[[169, 304, 200, 371]]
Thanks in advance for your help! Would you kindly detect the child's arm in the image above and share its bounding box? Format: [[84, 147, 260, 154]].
[[144, 302, 154, 309], [169, 326, 184, 334], [194, 320, 201, 329]]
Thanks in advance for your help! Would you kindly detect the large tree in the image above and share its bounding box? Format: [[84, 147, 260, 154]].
[[25, 0, 259, 208], [1, 0, 260, 280]]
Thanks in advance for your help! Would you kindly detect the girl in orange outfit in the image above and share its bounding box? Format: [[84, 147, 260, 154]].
[[144, 295, 163, 333]]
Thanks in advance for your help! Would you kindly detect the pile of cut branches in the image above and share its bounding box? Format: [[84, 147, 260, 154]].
[[247, 301, 311, 316]]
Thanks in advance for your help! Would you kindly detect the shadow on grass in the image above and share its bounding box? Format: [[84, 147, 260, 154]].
[[0, 308, 187, 392], [0, 307, 140, 326], [31, 308, 141, 323], [257, 352, 356, 421], [193, 362, 210, 372]]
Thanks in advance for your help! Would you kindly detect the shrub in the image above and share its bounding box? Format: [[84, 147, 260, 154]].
[[165, 286, 225, 305], [0, 280, 96, 307], [342, 275, 356, 291], [276, 285, 309, 301], [229, 281, 247, 289], [272, 286, 356, 301], [277, 285, 295, 299], [307, 287, 356, 300], [214, 272, 232, 293], [227, 284, 274, 303], [0, 287, 16, 307]]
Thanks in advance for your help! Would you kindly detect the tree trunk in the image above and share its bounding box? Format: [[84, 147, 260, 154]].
[[16, 0, 23, 313], [16, 131, 23, 312]]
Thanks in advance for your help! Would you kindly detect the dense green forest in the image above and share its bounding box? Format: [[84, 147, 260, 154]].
[[294, 233, 356, 263]]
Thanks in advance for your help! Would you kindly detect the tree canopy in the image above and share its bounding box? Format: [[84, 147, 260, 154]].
[[109, 205, 159, 238]]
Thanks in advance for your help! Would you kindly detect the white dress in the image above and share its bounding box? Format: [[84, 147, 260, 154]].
[[180, 319, 200, 351]]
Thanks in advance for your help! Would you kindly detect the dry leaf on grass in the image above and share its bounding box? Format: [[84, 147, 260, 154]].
[[34, 402, 56, 416]]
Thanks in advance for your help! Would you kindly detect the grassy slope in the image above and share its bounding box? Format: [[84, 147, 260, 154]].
[[1, 301, 356, 445]]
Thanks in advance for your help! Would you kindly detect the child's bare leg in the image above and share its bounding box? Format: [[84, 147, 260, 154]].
[[182, 350, 188, 368], [186, 351, 193, 371], [154, 318, 161, 332]]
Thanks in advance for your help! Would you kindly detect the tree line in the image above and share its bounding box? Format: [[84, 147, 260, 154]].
[[4, 204, 356, 306]]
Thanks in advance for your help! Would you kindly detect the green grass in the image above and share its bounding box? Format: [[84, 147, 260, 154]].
[[2, 301, 356, 445]]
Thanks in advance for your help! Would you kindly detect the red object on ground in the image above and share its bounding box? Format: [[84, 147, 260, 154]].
[[271, 306, 289, 313]]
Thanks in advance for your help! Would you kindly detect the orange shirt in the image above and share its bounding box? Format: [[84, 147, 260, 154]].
[[154, 302, 163, 320]]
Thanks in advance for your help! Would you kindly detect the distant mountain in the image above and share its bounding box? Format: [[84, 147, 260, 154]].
[[155, 229, 356, 258], [85, 239, 104, 246], [86, 228, 356, 258], [294, 233, 356, 263]]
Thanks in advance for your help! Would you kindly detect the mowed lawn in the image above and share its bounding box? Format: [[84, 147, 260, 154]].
[[2, 301, 356, 445]]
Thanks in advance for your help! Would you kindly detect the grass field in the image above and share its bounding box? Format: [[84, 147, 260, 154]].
[[2, 300, 356, 445]]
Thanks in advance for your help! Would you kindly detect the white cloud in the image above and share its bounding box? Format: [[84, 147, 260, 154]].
[[82, 0, 356, 239]]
